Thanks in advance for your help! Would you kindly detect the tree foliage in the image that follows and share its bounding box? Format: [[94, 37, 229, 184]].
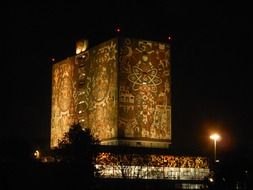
[[57, 123, 99, 162], [54, 123, 99, 188]]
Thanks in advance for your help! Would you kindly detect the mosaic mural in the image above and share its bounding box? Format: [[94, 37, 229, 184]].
[[51, 58, 78, 147], [118, 38, 171, 143], [75, 39, 118, 141], [51, 39, 118, 147], [51, 38, 171, 148]]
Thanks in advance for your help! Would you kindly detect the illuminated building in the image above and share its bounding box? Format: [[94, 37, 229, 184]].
[[50, 37, 210, 189], [51, 37, 171, 149], [95, 151, 210, 181]]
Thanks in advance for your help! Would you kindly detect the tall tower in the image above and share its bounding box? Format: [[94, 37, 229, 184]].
[[51, 37, 171, 148]]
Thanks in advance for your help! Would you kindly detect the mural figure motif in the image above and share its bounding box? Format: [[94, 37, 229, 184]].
[[119, 39, 171, 142]]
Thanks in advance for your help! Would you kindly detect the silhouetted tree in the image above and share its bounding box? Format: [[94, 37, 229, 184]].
[[55, 123, 99, 189]]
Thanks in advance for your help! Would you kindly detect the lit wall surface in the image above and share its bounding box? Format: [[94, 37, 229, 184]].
[[95, 153, 209, 180], [51, 58, 78, 147], [117, 38, 171, 147], [51, 38, 171, 148], [75, 39, 118, 142]]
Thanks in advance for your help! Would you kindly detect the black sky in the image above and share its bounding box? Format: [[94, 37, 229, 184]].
[[2, 1, 253, 160]]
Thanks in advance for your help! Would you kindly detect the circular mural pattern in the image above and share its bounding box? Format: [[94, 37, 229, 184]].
[[92, 66, 110, 102], [57, 76, 73, 112], [128, 66, 162, 90]]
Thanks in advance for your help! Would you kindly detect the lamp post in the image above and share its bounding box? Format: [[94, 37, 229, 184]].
[[210, 133, 220, 163]]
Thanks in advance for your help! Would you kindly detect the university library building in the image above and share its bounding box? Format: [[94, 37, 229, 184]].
[[48, 37, 211, 189]]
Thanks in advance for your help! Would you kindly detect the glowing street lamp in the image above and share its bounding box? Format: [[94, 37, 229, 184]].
[[34, 150, 40, 159], [210, 133, 221, 162]]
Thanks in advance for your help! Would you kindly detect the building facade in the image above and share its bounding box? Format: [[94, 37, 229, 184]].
[[51, 37, 171, 148], [49, 37, 211, 189]]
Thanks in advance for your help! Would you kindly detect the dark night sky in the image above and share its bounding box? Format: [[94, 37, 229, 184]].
[[2, 1, 253, 161]]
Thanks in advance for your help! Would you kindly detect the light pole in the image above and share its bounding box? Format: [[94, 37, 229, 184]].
[[210, 133, 220, 162]]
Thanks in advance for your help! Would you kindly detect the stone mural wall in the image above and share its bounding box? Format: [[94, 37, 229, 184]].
[[75, 39, 118, 142], [51, 38, 171, 148], [118, 38, 171, 145], [51, 58, 78, 147]]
